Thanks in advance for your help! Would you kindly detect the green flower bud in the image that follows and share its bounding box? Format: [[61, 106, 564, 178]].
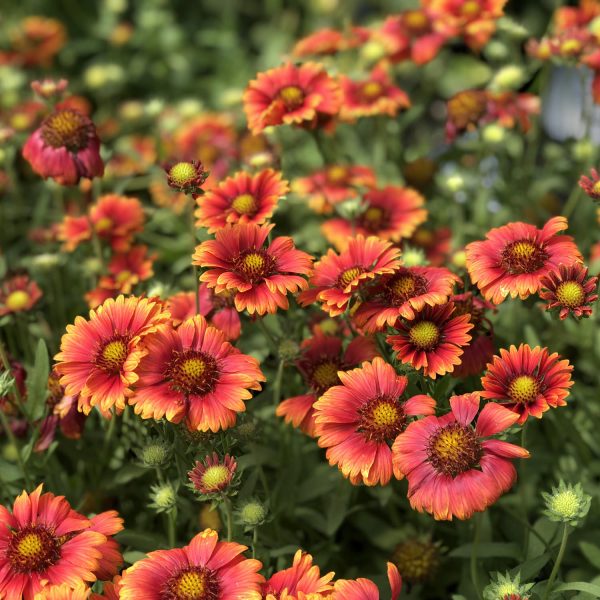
[[140, 441, 171, 468], [238, 500, 267, 527], [278, 339, 300, 362], [542, 480, 591, 526], [149, 483, 177, 513], [484, 572, 533, 600]]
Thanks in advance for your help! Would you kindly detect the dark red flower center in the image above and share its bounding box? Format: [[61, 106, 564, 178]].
[[162, 566, 220, 600], [234, 249, 276, 283], [408, 321, 440, 350], [337, 266, 365, 289], [555, 281, 585, 308], [358, 205, 387, 232], [500, 240, 548, 275], [95, 335, 130, 373], [386, 272, 428, 305], [310, 359, 341, 393], [41, 109, 92, 151], [278, 85, 305, 110], [507, 375, 540, 404], [427, 422, 482, 477], [7, 525, 61, 573], [359, 81, 384, 102], [358, 395, 406, 442], [166, 350, 218, 396], [231, 193, 258, 216]]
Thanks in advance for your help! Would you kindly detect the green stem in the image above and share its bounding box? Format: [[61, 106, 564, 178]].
[[273, 359, 284, 406], [0, 409, 32, 490], [543, 523, 569, 600], [224, 498, 234, 542], [188, 202, 201, 315], [257, 318, 278, 352], [470, 514, 483, 600], [562, 186, 581, 220], [0, 339, 23, 406], [167, 508, 177, 548]]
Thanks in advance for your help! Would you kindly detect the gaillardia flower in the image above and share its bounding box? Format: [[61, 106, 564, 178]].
[[54, 295, 170, 416], [579, 167, 600, 201], [0, 485, 107, 600], [353, 266, 460, 332], [243, 62, 341, 134], [333, 562, 402, 600], [392, 393, 529, 520], [276, 333, 379, 436], [22, 108, 104, 185], [483, 572, 533, 600], [189, 453, 238, 496], [386, 303, 473, 379], [262, 550, 334, 600], [195, 169, 288, 233], [0, 274, 43, 316], [130, 315, 264, 432], [322, 186, 427, 251], [539, 263, 598, 320], [392, 538, 441, 584], [299, 235, 401, 316], [314, 357, 436, 486], [480, 344, 573, 424], [119, 528, 264, 600], [33, 582, 92, 600], [193, 223, 313, 315], [164, 159, 209, 195], [465, 217, 582, 304]]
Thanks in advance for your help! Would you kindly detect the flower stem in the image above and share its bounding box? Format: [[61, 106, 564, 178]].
[[188, 201, 201, 315], [562, 185, 581, 220], [543, 523, 570, 600], [273, 359, 284, 406], [224, 498, 234, 542], [167, 508, 177, 548], [257, 318, 278, 352], [252, 527, 258, 559], [470, 514, 483, 600]]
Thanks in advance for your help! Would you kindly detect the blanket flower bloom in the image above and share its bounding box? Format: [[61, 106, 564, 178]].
[[54, 295, 170, 416], [333, 563, 402, 600], [480, 344, 573, 424], [277, 333, 378, 436], [0, 274, 43, 316], [0, 485, 107, 600], [193, 223, 313, 315], [189, 453, 238, 496], [130, 315, 264, 432], [22, 108, 103, 185], [243, 62, 341, 134], [314, 357, 436, 486], [465, 217, 582, 304], [392, 393, 529, 520], [299, 235, 401, 316], [119, 528, 264, 600], [195, 169, 288, 233], [262, 550, 334, 599], [386, 303, 473, 379]]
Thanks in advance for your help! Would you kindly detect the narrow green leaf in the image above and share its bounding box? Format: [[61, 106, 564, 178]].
[[26, 340, 49, 421], [580, 541, 600, 570], [553, 582, 600, 595]]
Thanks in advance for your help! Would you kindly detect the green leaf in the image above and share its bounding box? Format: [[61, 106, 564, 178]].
[[435, 55, 492, 98], [580, 541, 600, 570], [449, 542, 521, 559], [26, 339, 49, 421], [553, 582, 600, 595], [122, 550, 147, 565]]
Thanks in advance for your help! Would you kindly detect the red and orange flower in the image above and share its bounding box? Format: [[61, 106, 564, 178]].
[[339, 66, 410, 121], [130, 315, 264, 432], [262, 550, 334, 599], [480, 344, 574, 424], [0, 485, 107, 600], [579, 167, 600, 201], [97, 245, 156, 296], [54, 295, 170, 416], [243, 62, 342, 134], [353, 266, 460, 332], [314, 357, 436, 486], [333, 563, 402, 600], [0, 274, 43, 316], [322, 186, 427, 251], [189, 453, 238, 496], [465, 217, 582, 304], [392, 392, 529, 520], [276, 333, 379, 436], [292, 28, 347, 57], [193, 223, 313, 315], [119, 529, 263, 600], [23, 109, 103, 186], [539, 263, 598, 320], [299, 235, 401, 316], [386, 303, 473, 379], [88, 512, 124, 582], [195, 169, 288, 233]]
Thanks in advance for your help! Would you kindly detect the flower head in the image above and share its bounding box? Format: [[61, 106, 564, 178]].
[[149, 483, 177, 513], [579, 167, 600, 201], [237, 500, 268, 528], [483, 572, 533, 600], [539, 263, 598, 320], [119, 529, 264, 600], [299, 235, 401, 316], [189, 453, 238, 496], [130, 315, 264, 432], [333, 562, 402, 600], [195, 169, 288, 233], [30, 78, 69, 100], [164, 160, 209, 195], [542, 480, 591, 526], [465, 217, 582, 304], [139, 440, 171, 468], [480, 344, 573, 424], [386, 303, 473, 379], [33, 581, 92, 599], [193, 223, 313, 315], [243, 62, 341, 134], [314, 357, 436, 485], [392, 538, 441, 583], [54, 295, 170, 416], [23, 109, 103, 185], [393, 392, 529, 520], [0, 274, 43, 316]]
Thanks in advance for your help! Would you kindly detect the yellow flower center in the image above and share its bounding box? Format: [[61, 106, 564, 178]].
[[312, 361, 340, 389], [510, 241, 537, 260], [393, 275, 416, 296], [169, 162, 197, 186], [169, 351, 217, 396], [16, 533, 43, 560], [412, 228, 434, 246], [556, 281, 585, 308], [427, 423, 482, 477], [461, 1, 481, 16], [98, 339, 128, 373], [41, 109, 91, 151], [508, 375, 540, 404], [408, 321, 439, 350], [361, 206, 385, 229], [231, 193, 257, 215], [501, 239, 547, 274], [592, 181, 600, 195], [115, 270, 132, 285], [560, 39, 582, 55], [371, 401, 400, 428], [164, 566, 219, 600], [7, 526, 61, 573], [360, 81, 383, 100], [392, 539, 440, 583], [201, 465, 230, 491], [95, 217, 113, 233], [404, 10, 428, 31], [5, 290, 30, 311], [243, 252, 264, 271], [358, 396, 405, 442], [326, 165, 348, 184], [234, 250, 274, 282], [550, 489, 581, 518], [278, 85, 305, 109], [338, 266, 363, 288]]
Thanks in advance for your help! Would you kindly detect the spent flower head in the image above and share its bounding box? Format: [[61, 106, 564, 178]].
[[483, 572, 533, 600], [542, 480, 591, 526]]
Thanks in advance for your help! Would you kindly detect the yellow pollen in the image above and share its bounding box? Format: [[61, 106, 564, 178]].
[[560, 39, 582, 55], [371, 401, 399, 428], [178, 358, 206, 380], [101, 340, 128, 371], [279, 85, 304, 107], [556, 281, 585, 308], [231, 193, 257, 215], [393, 276, 415, 296], [550, 490, 580, 518], [176, 570, 207, 599], [201, 465, 230, 491], [16, 533, 44, 560], [510, 240, 537, 260], [408, 321, 439, 350], [10, 114, 31, 130], [313, 361, 339, 388], [115, 270, 132, 285], [361, 81, 383, 100], [508, 375, 539, 404], [42, 110, 89, 150], [363, 206, 384, 224], [592, 181, 600, 194], [432, 428, 468, 461], [169, 162, 197, 186], [339, 267, 362, 288], [95, 217, 113, 233], [404, 10, 428, 29], [327, 165, 348, 183], [461, 1, 481, 16], [5, 290, 30, 311], [243, 252, 265, 271]]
